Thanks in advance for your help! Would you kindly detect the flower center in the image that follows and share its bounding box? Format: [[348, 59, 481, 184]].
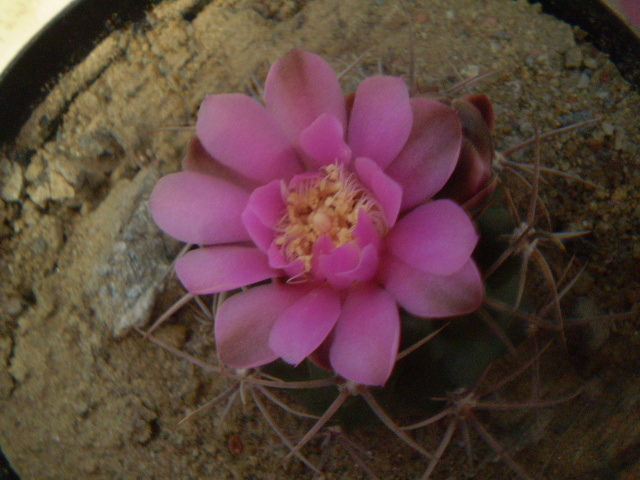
[[275, 164, 385, 275]]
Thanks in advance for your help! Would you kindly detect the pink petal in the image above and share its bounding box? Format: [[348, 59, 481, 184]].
[[329, 284, 400, 386], [385, 199, 478, 276], [264, 49, 347, 144], [299, 113, 352, 168], [379, 256, 484, 318], [347, 76, 412, 170], [352, 209, 382, 251], [149, 171, 250, 245], [181, 136, 257, 190], [175, 246, 276, 295], [309, 235, 334, 280], [196, 94, 302, 184], [241, 180, 285, 252], [288, 171, 321, 189], [267, 242, 305, 279], [215, 283, 309, 368], [242, 210, 276, 253], [318, 242, 379, 289], [385, 98, 462, 211], [269, 286, 341, 365], [354, 157, 403, 227]]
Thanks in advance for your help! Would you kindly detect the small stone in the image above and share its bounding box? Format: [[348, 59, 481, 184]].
[[614, 128, 628, 150], [565, 46, 583, 68], [20, 200, 42, 228], [4, 294, 25, 317], [0, 370, 14, 399], [50, 171, 76, 201], [577, 71, 591, 88], [462, 64, 481, 78], [24, 153, 45, 183], [584, 57, 598, 69], [601, 122, 615, 136], [445, 10, 455, 19], [536, 54, 549, 66], [52, 157, 84, 187], [153, 324, 188, 350], [0, 159, 24, 202], [571, 297, 610, 354], [611, 187, 627, 202], [26, 182, 52, 207]]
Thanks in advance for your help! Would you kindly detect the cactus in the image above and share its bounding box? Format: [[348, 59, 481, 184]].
[[142, 49, 608, 478]]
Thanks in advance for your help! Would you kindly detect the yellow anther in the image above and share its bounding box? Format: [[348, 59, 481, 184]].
[[275, 164, 386, 278]]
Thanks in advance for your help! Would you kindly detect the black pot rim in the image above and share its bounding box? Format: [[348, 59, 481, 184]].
[[0, 0, 160, 144]]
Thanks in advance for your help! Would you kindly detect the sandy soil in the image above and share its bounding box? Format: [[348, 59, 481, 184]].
[[0, 0, 639, 479]]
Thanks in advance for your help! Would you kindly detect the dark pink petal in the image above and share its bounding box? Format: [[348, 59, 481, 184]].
[[386, 199, 478, 276], [215, 283, 309, 368], [461, 94, 495, 132], [264, 49, 347, 143], [379, 256, 484, 318], [241, 180, 285, 251], [175, 246, 275, 295], [385, 98, 462, 211], [269, 286, 341, 365], [460, 175, 497, 212], [149, 171, 250, 245], [318, 242, 379, 289], [347, 76, 412, 169], [196, 94, 302, 184], [329, 284, 400, 386], [452, 95, 494, 164], [299, 113, 352, 168], [436, 141, 493, 207], [354, 157, 402, 227], [437, 95, 494, 207], [308, 335, 333, 372]]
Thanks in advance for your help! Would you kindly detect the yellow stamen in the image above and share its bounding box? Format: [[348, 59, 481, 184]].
[[275, 164, 386, 277]]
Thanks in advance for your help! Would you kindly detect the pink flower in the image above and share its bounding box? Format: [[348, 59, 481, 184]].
[[149, 49, 484, 386]]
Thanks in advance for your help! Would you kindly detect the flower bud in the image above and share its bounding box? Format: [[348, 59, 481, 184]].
[[436, 94, 497, 211]]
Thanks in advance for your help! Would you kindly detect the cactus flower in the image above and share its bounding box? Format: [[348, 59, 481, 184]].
[[149, 49, 484, 386]]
